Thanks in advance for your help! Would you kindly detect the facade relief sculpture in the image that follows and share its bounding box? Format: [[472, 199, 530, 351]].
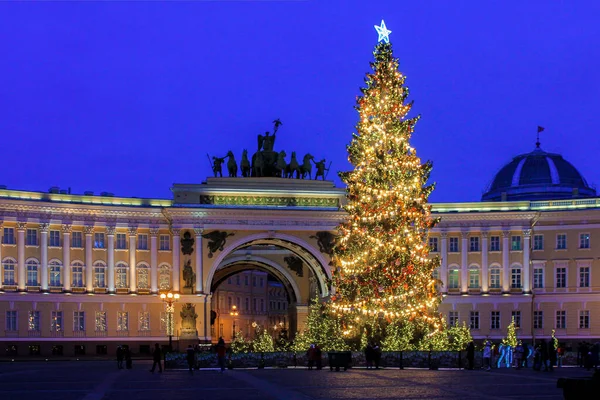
[[201, 230, 235, 258], [179, 303, 198, 338]]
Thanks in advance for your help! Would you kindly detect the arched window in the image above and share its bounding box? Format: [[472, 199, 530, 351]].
[[71, 261, 84, 288], [468, 266, 480, 289], [26, 259, 40, 286], [2, 258, 16, 285], [137, 263, 149, 289], [49, 260, 62, 287], [432, 269, 440, 290], [115, 262, 128, 289], [489, 266, 501, 289], [159, 264, 171, 290], [448, 267, 460, 289], [511, 265, 522, 289], [93, 261, 106, 288]]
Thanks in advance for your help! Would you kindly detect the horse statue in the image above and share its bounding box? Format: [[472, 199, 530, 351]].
[[240, 149, 251, 177], [300, 153, 314, 179], [286, 151, 300, 179], [226, 150, 238, 177], [275, 150, 287, 178], [252, 151, 265, 177]]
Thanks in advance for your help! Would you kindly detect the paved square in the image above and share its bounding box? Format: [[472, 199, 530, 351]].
[[0, 360, 586, 399]]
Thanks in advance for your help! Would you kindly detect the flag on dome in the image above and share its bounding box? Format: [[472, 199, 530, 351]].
[[537, 126, 545, 133]]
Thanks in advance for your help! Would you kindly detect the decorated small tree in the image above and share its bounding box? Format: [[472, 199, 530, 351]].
[[502, 317, 518, 348], [252, 326, 275, 353], [448, 321, 473, 351], [230, 331, 250, 354], [332, 20, 441, 342], [291, 297, 349, 352], [381, 321, 414, 351]]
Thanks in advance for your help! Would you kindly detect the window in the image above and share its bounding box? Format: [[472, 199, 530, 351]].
[[228, 297, 232, 310], [245, 297, 249, 311], [533, 234, 544, 250], [26, 260, 39, 286], [579, 233, 590, 249], [556, 310, 566, 329], [429, 237, 438, 252], [74, 311, 85, 331], [94, 233, 105, 249], [556, 267, 567, 288], [468, 268, 480, 288], [94, 263, 106, 288], [244, 275, 249, 286], [511, 311, 521, 328], [448, 311, 459, 326], [448, 269, 459, 289], [491, 311, 500, 330], [469, 237, 480, 252], [72, 262, 84, 288], [137, 234, 148, 250], [260, 278, 264, 287], [236, 297, 241, 308], [2, 228, 15, 244], [139, 312, 150, 331], [511, 236, 522, 251], [432, 269, 439, 289], [95, 311, 107, 332], [253, 277, 257, 287], [490, 236, 500, 251], [51, 311, 63, 332], [227, 277, 232, 284], [449, 237, 459, 252], [556, 234, 567, 250], [28, 311, 40, 331], [159, 235, 170, 250], [137, 264, 149, 289], [579, 266, 590, 288], [260, 299, 265, 312], [71, 232, 83, 248], [253, 298, 257, 311], [116, 233, 127, 249], [49, 261, 62, 287], [159, 264, 171, 290], [117, 311, 128, 331], [49, 230, 61, 247], [511, 268, 522, 289], [115, 263, 128, 289], [533, 268, 544, 289], [534, 311, 543, 329], [2, 259, 16, 285], [26, 229, 38, 246], [579, 310, 590, 329], [236, 275, 240, 285], [489, 267, 501, 289], [469, 311, 479, 330], [5, 310, 17, 331]]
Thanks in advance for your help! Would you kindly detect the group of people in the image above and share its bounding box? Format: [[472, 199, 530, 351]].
[[577, 342, 600, 370], [307, 343, 323, 370], [365, 342, 382, 369], [116, 345, 133, 370]]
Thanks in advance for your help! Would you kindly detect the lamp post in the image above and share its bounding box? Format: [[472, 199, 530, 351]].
[[160, 291, 180, 351], [230, 305, 239, 340]]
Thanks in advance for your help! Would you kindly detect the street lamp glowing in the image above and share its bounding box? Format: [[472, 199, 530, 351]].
[[160, 293, 166, 299], [230, 305, 239, 317], [160, 291, 179, 351], [167, 292, 173, 299]]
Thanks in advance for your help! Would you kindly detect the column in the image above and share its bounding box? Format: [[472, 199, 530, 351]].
[[16, 222, 26, 290], [195, 228, 204, 293], [40, 223, 49, 291], [203, 294, 212, 342], [150, 227, 159, 293], [62, 224, 72, 291], [440, 232, 448, 293], [481, 231, 489, 292], [84, 226, 94, 292], [172, 228, 181, 292], [523, 229, 531, 293], [107, 226, 116, 292], [461, 231, 469, 293], [128, 227, 137, 292], [502, 231, 510, 292]]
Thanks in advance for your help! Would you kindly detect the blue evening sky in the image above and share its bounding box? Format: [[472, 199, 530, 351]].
[[1, 1, 598, 202]]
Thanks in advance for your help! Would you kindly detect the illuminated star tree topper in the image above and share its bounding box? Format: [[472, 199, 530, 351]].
[[374, 20, 392, 43]]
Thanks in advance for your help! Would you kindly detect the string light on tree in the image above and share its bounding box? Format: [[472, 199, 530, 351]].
[[332, 20, 442, 339]]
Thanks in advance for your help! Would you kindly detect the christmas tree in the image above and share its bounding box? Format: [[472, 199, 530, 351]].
[[502, 317, 518, 348], [291, 297, 349, 352], [332, 20, 441, 337]]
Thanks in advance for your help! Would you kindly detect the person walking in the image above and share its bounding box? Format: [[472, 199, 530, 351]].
[[373, 342, 382, 370], [483, 341, 492, 371], [124, 347, 133, 370], [116, 345, 124, 370], [216, 337, 227, 373], [186, 344, 195, 374], [365, 343, 373, 369], [307, 344, 316, 370], [540, 339, 549, 372], [466, 341, 475, 370], [150, 343, 163, 373], [514, 341, 523, 370], [315, 344, 323, 370]]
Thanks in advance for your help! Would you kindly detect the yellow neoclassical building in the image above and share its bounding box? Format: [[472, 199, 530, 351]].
[[1, 144, 599, 357]]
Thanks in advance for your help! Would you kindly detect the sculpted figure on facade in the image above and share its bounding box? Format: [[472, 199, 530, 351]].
[[310, 231, 336, 256], [182, 260, 195, 289], [201, 230, 235, 258], [180, 303, 198, 336], [180, 231, 195, 256]]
